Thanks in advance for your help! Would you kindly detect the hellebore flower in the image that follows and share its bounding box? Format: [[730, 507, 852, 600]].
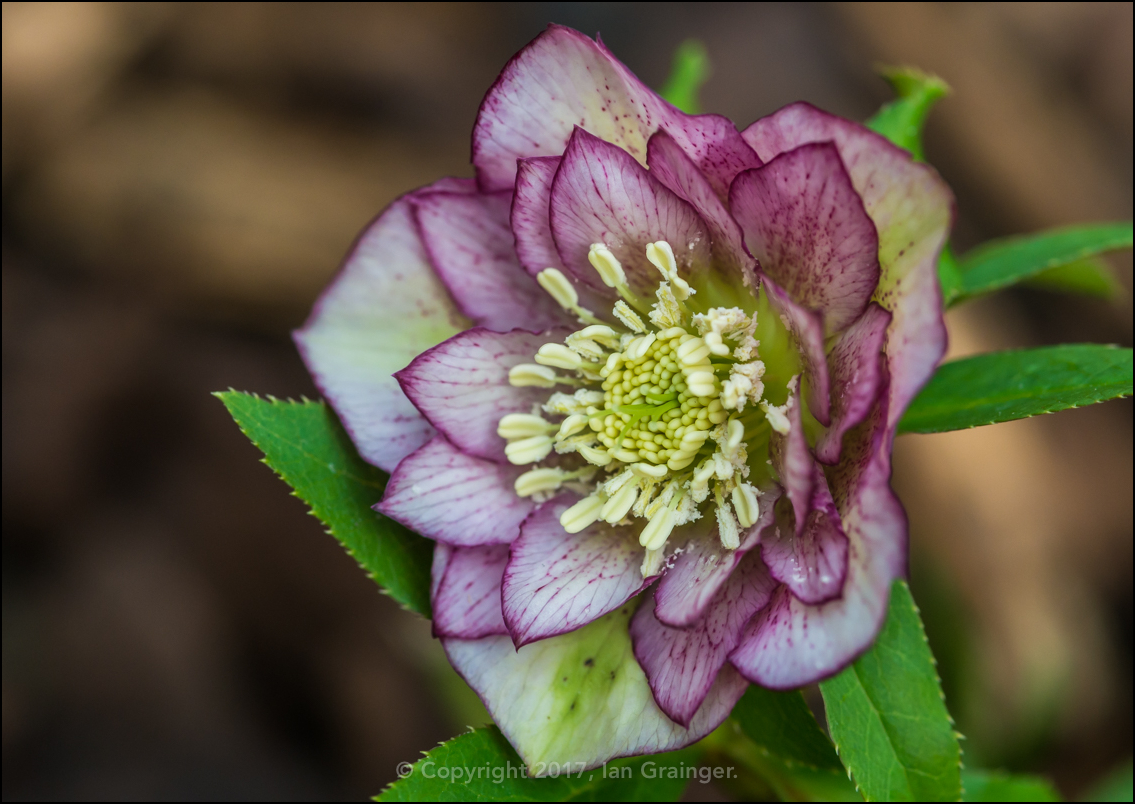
[[295, 26, 952, 772]]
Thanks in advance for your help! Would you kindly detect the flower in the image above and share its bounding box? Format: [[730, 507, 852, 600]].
[[295, 26, 952, 772]]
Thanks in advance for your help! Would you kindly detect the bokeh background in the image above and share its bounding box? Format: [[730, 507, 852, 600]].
[[3, 2, 1131, 800]]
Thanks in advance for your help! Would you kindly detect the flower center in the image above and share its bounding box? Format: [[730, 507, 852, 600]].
[[499, 240, 795, 575]]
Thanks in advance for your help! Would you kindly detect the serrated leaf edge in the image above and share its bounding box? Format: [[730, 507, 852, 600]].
[[214, 389, 430, 617], [828, 582, 963, 802]]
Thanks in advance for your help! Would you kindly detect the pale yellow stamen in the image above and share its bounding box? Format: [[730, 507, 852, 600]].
[[499, 240, 793, 571], [536, 343, 584, 370], [588, 243, 626, 288], [505, 435, 553, 465], [732, 483, 760, 528], [497, 413, 556, 440], [639, 506, 676, 549], [601, 481, 639, 523], [515, 468, 566, 497], [508, 364, 557, 388], [560, 494, 604, 533]]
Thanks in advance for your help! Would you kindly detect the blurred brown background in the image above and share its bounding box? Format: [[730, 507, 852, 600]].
[[2, 3, 1131, 800]]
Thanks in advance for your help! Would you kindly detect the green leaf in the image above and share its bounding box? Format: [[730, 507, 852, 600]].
[[962, 769, 1061, 802], [1081, 759, 1133, 803], [659, 40, 710, 114], [820, 580, 962, 802], [216, 391, 433, 616], [866, 66, 949, 162], [724, 686, 860, 801], [953, 222, 1133, 304], [938, 242, 966, 306], [897, 345, 1133, 435], [1023, 257, 1125, 300], [378, 726, 701, 802]]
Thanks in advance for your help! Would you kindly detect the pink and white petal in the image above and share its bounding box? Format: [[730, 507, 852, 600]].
[[653, 485, 779, 627], [761, 475, 849, 605], [512, 157, 565, 276], [511, 156, 616, 316], [431, 541, 451, 601], [742, 103, 952, 431], [432, 543, 510, 639], [443, 606, 748, 773], [395, 327, 564, 463], [653, 115, 764, 202], [550, 127, 712, 299], [730, 440, 905, 688], [294, 183, 470, 472], [731, 142, 879, 335], [412, 190, 572, 332], [473, 26, 673, 192], [816, 304, 891, 464], [769, 383, 818, 533], [631, 552, 775, 726], [502, 494, 652, 647], [377, 436, 533, 547], [762, 275, 831, 426], [646, 130, 752, 282]]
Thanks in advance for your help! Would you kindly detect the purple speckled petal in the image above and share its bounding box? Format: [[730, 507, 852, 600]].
[[762, 274, 832, 426], [768, 384, 816, 538], [653, 485, 779, 628], [473, 26, 674, 192], [816, 303, 891, 464], [511, 156, 616, 316], [646, 130, 752, 282], [731, 397, 905, 688], [294, 181, 471, 472], [743, 102, 952, 433], [432, 543, 509, 639], [502, 494, 653, 647], [631, 552, 774, 726], [431, 542, 451, 601], [761, 473, 849, 605], [442, 610, 747, 772], [730, 142, 879, 336], [377, 436, 533, 547], [511, 157, 565, 276], [550, 127, 712, 299], [412, 190, 571, 333], [395, 327, 564, 463], [654, 114, 764, 202]]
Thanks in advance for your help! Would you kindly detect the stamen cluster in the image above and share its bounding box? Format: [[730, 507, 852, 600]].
[[498, 240, 782, 575]]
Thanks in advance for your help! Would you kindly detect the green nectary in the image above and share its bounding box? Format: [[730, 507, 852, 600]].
[[498, 239, 800, 574]]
